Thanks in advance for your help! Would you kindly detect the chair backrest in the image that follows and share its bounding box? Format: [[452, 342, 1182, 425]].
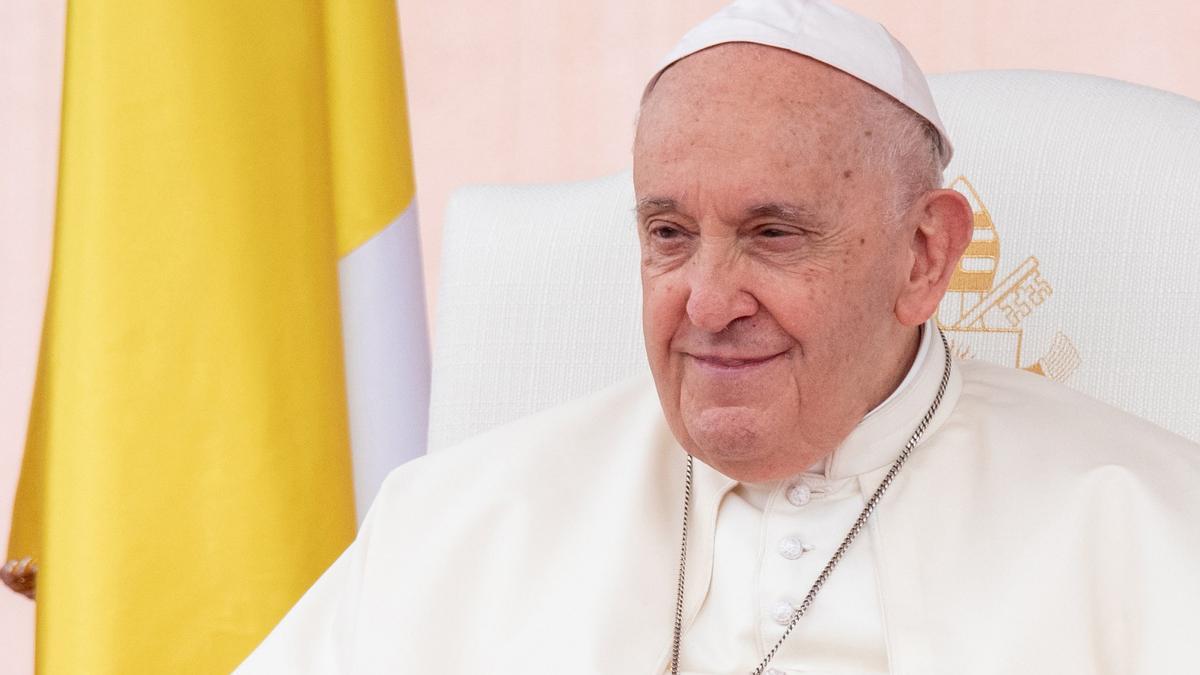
[[429, 70, 1200, 451]]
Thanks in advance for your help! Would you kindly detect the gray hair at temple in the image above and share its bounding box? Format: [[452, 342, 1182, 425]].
[[859, 85, 946, 223]]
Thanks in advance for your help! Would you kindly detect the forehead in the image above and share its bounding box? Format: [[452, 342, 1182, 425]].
[[644, 43, 866, 117], [634, 44, 871, 211]]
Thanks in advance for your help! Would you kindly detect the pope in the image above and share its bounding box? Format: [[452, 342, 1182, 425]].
[[238, 1, 1200, 673]]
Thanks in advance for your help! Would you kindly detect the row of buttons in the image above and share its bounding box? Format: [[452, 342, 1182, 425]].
[[770, 479, 821, 632], [779, 480, 818, 563]]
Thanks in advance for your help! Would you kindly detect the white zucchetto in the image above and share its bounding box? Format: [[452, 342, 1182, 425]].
[[646, 0, 953, 167]]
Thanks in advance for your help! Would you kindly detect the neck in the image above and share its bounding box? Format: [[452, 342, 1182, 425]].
[[861, 324, 923, 419]]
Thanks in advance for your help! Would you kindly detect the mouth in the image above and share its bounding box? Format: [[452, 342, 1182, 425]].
[[688, 351, 785, 372]]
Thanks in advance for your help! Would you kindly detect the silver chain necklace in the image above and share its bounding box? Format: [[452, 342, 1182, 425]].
[[670, 332, 953, 675]]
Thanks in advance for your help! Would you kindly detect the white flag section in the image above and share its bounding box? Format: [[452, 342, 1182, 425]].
[[338, 203, 430, 522]]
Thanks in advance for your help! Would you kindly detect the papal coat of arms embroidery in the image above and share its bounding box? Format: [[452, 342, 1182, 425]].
[[937, 176, 1081, 382]]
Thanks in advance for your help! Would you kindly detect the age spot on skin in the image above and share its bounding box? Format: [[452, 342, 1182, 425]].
[[842, 170, 853, 179]]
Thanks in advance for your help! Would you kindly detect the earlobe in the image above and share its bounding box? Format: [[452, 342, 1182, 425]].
[[894, 189, 973, 325]]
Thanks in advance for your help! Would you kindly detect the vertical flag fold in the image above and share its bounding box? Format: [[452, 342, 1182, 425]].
[[7, 1, 427, 672]]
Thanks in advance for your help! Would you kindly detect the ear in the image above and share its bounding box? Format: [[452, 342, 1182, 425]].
[[894, 188, 973, 326]]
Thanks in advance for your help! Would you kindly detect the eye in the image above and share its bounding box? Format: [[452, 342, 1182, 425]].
[[756, 225, 801, 239], [649, 223, 687, 240], [643, 221, 694, 262]]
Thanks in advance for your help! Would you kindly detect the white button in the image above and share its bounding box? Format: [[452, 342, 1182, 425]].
[[785, 482, 812, 506], [777, 536, 815, 560], [770, 600, 795, 625]]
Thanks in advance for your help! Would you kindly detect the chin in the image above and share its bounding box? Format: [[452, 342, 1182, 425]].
[[682, 407, 789, 481], [693, 447, 796, 483]]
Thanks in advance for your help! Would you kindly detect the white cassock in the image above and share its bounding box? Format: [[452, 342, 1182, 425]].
[[237, 324, 1200, 674]]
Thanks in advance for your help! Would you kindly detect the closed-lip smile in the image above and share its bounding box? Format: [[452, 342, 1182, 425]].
[[688, 351, 785, 370]]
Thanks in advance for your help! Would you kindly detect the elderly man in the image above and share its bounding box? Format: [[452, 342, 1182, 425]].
[[238, 1, 1200, 673]]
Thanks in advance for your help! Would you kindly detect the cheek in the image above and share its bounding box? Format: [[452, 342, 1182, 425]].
[[757, 261, 869, 360], [641, 274, 686, 361], [847, 244, 904, 318], [757, 268, 829, 333], [773, 247, 897, 357]]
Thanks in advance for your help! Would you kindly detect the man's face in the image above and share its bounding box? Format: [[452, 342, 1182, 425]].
[[634, 44, 919, 481]]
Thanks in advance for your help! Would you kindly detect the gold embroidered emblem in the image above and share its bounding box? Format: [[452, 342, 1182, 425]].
[[937, 177, 1081, 381]]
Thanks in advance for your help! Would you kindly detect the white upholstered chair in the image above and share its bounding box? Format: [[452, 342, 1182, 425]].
[[428, 70, 1200, 451]]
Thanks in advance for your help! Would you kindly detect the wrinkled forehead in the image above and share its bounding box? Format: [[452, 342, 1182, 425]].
[[635, 44, 873, 178], [645, 43, 865, 104]]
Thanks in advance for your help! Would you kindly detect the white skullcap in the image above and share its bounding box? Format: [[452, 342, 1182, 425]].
[[647, 0, 953, 167]]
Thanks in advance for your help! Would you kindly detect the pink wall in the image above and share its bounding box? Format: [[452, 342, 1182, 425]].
[[1, 1, 65, 671], [3, 1, 1198, 670], [394, 0, 1200, 311]]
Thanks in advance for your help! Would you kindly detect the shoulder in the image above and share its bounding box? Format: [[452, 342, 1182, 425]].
[[896, 359, 1200, 560], [367, 373, 670, 519], [946, 357, 1200, 486], [955, 357, 1195, 448]]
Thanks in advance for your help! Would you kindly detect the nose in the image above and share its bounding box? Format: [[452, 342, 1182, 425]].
[[684, 249, 758, 333]]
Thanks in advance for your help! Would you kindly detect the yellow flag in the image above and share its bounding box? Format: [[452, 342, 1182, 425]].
[[8, 1, 416, 671]]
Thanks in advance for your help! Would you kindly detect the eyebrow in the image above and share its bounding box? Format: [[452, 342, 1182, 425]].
[[746, 201, 820, 224], [634, 197, 822, 226], [635, 196, 678, 216]]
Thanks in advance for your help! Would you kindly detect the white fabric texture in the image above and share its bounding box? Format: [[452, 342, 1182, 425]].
[[430, 70, 1200, 451], [338, 204, 430, 521], [648, 0, 953, 166], [685, 471, 889, 674], [237, 347, 1200, 673], [430, 174, 644, 451]]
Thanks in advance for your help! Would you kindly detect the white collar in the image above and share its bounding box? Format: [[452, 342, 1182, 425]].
[[822, 319, 958, 479]]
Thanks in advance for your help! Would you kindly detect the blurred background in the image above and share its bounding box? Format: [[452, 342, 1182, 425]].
[[3, 0, 1198, 671]]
